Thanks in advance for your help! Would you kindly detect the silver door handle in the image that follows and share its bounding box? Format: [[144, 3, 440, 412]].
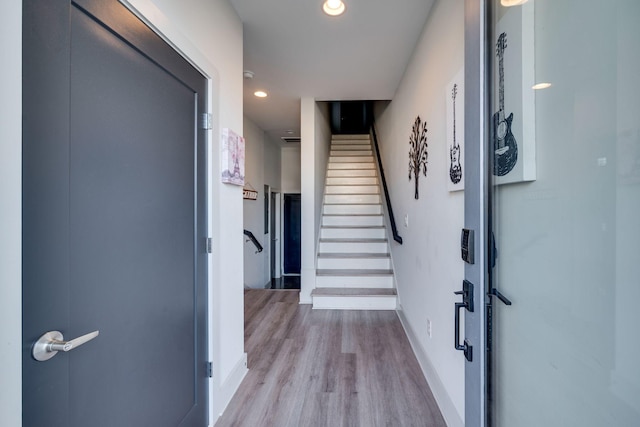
[[32, 330, 99, 362]]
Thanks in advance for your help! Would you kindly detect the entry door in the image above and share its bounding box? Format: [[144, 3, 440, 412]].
[[22, 1, 208, 426], [487, 1, 640, 426], [283, 194, 301, 274]]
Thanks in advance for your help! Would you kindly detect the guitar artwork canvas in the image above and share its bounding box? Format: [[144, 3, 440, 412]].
[[493, 32, 518, 177], [492, 2, 536, 185], [446, 68, 465, 191]]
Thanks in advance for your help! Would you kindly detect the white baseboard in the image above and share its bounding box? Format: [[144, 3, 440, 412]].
[[209, 353, 248, 427], [397, 309, 464, 427]]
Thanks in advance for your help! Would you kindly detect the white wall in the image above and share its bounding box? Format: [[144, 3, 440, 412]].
[[281, 146, 302, 193], [314, 102, 332, 250], [243, 116, 281, 288], [375, 0, 465, 425], [0, 2, 22, 426], [299, 98, 331, 303]]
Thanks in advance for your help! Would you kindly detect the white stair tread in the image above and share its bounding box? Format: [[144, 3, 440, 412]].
[[322, 213, 382, 216], [321, 225, 385, 229], [316, 269, 394, 276], [319, 238, 387, 243], [317, 252, 390, 258], [312, 288, 397, 297]]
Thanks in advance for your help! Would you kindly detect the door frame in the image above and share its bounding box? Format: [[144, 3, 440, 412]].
[[270, 190, 282, 280], [78, 0, 226, 422], [463, 0, 489, 425]]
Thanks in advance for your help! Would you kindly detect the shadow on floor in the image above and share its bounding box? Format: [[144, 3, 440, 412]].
[[267, 276, 301, 289]]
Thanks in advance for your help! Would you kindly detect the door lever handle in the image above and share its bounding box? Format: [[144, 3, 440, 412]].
[[32, 330, 99, 362]]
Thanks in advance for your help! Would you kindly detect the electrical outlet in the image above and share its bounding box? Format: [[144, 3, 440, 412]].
[[426, 319, 432, 338]]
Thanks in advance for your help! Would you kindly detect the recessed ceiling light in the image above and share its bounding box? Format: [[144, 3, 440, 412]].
[[501, 0, 528, 6], [254, 91, 268, 98], [532, 82, 552, 90], [323, 0, 345, 16]]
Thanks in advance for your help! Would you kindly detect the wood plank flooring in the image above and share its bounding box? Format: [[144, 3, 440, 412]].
[[215, 289, 447, 427]]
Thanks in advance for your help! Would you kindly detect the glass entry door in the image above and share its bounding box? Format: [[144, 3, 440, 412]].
[[487, 1, 640, 426]]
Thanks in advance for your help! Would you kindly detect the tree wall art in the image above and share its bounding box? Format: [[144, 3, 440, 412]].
[[408, 116, 428, 199]]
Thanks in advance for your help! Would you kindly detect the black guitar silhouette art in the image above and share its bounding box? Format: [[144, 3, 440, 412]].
[[493, 32, 518, 176], [449, 83, 462, 184]]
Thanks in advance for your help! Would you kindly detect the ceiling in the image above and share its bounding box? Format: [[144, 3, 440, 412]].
[[229, 0, 435, 144]]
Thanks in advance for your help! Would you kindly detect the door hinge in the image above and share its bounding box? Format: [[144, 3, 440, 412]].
[[206, 237, 213, 253], [206, 361, 213, 378], [200, 113, 212, 130]]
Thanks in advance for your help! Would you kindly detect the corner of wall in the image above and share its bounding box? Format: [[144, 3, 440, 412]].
[[0, 2, 22, 426], [210, 352, 248, 426]]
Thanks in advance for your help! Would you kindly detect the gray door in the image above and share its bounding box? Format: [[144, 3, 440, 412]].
[[22, 1, 208, 426]]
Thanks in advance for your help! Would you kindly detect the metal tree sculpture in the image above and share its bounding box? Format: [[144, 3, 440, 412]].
[[408, 116, 428, 199]]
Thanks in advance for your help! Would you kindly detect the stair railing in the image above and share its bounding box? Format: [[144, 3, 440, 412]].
[[243, 229, 263, 253], [370, 122, 403, 244]]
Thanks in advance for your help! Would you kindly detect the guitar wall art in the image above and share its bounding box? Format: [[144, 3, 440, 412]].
[[492, 2, 536, 185], [493, 32, 518, 177], [446, 68, 465, 192]]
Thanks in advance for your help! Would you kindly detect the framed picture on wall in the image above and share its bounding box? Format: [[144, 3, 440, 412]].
[[221, 128, 245, 185], [492, 1, 536, 185], [446, 67, 465, 192]]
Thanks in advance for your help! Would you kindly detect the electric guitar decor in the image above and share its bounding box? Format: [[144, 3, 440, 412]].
[[493, 32, 518, 176], [449, 83, 462, 184]]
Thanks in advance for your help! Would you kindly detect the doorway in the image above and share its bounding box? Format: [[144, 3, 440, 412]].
[[282, 194, 302, 276], [22, 1, 208, 425]]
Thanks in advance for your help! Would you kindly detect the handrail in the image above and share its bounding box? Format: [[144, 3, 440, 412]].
[[370, 122, 403, 244], [243, 229, 263, 253]]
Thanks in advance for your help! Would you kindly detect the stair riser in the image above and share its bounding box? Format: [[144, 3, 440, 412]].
[[325, 186, 379, 195], [317, 257, 391, 270], [331, 145, 372, 151], [327, 169, 377, 178], [312, 295, 397, 310], [326, 177, 378, 185], [329, 156, 374, 163], [330, 150, 373, 156], [322, 216, 383, 227], [323, 204, 382, 215], [324, 194, 381, 204], [328, 163, 375, 170], [320, 228, 385, 239], [319, 241, 388, 253], [316, 275, 393, 288], [332, 136, 369, 142]]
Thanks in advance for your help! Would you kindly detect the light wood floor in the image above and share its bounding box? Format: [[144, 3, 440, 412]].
[[215, 289, 447, 427]]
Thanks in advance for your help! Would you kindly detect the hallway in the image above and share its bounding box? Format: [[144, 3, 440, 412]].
[[215, 290, 446, 426]]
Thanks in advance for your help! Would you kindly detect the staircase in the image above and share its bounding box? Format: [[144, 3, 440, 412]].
[[311, 134, 397, 310]]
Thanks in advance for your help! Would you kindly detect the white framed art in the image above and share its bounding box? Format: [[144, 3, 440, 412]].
[[492, 1, 536, 185], [446, 68, 465, 192], [221, 128, 245, 186]]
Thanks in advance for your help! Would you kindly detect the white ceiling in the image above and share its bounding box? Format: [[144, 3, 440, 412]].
[[230, 0, 435, 143]]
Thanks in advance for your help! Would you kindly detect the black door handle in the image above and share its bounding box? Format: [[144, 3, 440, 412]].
[[453, 280, 474, 362], [489, 288, 512, 305], [454, 301, 472, 362]]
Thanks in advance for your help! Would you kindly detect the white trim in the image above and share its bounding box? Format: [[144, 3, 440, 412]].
[[210, 353, 248, 427], [397, 309, 464, 427], [0, 2, 22, 426]]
